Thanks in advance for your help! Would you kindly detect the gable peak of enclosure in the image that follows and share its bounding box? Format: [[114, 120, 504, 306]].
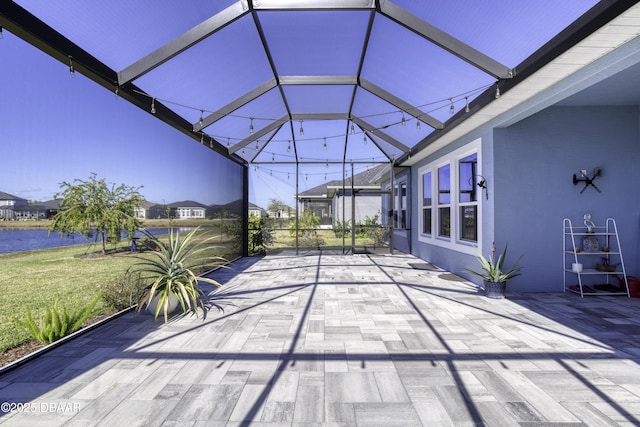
[[1, 0, 618, 167]]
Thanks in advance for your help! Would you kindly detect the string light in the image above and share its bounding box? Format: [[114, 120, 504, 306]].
[[227, 137, 230, 148], [272, 152, 275, 162], [114, 86, 119, 99], [363, 133, 367, 143], [256, 140, 259, 150], [200, 133, 204, 144], [323, 137, 327, 151], [133, 82, 494, 149], [68, 56, 75, 78]]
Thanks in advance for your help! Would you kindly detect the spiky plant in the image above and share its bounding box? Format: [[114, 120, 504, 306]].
[[466, 244, 523, 283], [130, 226, 224, 322]]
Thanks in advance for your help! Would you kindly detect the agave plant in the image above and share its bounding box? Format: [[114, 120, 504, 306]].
[[466, 243, 523, 283], [130, 226, 225, 322]]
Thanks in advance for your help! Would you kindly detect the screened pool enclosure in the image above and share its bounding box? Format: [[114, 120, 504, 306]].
[[0, 0, 613, 254]]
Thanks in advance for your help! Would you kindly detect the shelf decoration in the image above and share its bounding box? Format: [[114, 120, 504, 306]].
[[582, 213, 599, 251]]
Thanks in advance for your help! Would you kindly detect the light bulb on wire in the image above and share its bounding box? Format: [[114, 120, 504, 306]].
[[68, 56, 75, 78]]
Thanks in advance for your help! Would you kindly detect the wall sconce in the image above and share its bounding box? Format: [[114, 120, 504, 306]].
[[573, 168, 601, 194], [471, 175, 488, 200]]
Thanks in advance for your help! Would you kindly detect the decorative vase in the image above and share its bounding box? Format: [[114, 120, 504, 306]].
[[146, 291, 180, 316], [582, 235, 600, 252], [484, 281, 506, 299]]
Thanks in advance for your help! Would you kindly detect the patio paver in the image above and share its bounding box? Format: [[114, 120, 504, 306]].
[[1, 252, 639, 426]]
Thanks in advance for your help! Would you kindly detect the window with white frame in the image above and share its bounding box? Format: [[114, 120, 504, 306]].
[[418, 139, 481, 254], [437, 164, 451, 237], [393, 180, 407, 229], [459, 153, 478, 242], [421, 172, 432, 235]]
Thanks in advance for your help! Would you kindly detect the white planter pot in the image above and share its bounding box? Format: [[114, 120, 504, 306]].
[[146, 291, 180, 317]]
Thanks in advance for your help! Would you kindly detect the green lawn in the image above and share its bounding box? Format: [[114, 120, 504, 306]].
[[266, 229, 387, 252], [0, 243, 134, 352], [0, 227, 238, 353]]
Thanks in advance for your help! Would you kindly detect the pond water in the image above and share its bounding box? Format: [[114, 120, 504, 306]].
[[0, 228, 171, 254]]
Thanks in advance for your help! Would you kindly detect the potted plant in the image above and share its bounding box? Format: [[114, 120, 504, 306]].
[[129, 226, 224, 322], [466, 243, 523, 299]]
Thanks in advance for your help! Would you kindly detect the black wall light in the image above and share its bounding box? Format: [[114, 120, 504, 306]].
[[471, 175, 489, 200], [573, 168, 602, 193]]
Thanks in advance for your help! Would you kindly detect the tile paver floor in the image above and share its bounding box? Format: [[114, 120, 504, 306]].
[[1, 252, 639, 426]]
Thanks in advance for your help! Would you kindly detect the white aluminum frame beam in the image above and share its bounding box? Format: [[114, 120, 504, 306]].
[[251, 0, 374, 10], [118, 1, 249, 84], [351, 116, 410, 153], [229, 115, 288, 154], [291, 113, 349, 121], [360, 78, 444, 130], [193, 78, 277, 132], [379, 0, 513, 79], [279, 75, 358, 85]]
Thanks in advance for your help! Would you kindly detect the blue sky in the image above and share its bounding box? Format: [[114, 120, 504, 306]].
[[0, 32, 364, 209], [0, 32, 246, 207]]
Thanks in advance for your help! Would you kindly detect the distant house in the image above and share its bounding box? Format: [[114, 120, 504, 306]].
[[296, 164, 388, 227], [40, 199, 62, 219], [169, 200, 208, 220], [147, 203, 171, 219], [0, 191, 28, 220], [134, 200, 156, 219], [0, 192, 62, 220], [248, 202, 266, 218], [209, 199, 243, 219], [266, 204, 293, 220]]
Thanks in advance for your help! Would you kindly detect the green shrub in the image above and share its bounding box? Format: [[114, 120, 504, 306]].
[[333, 219, 351, 238], [248, 216, 274, 254], [97, 273, 146, 310], [14, 296, 103, 344]]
